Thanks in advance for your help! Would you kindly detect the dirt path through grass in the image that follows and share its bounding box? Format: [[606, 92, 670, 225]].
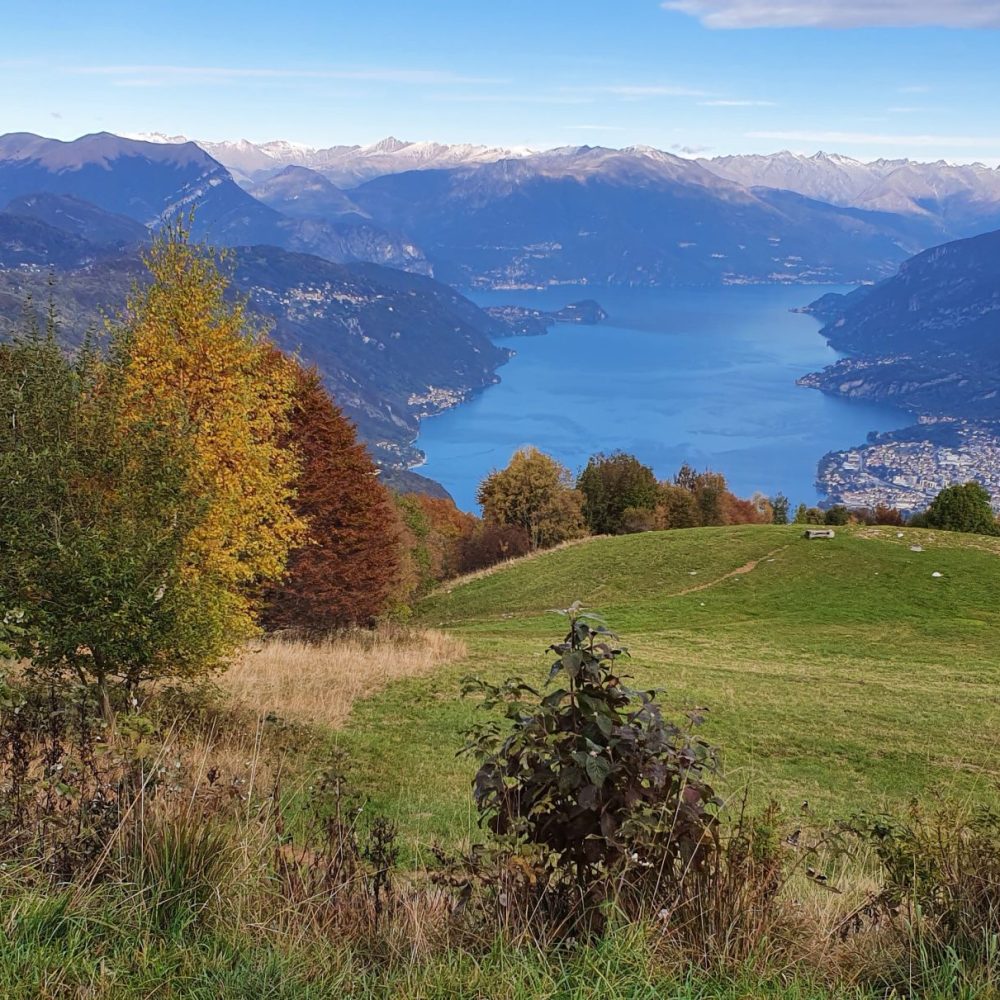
[[671, 545, 788, 597]]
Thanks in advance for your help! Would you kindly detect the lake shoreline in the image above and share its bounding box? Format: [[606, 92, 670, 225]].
[[408, 285, 913, 512]]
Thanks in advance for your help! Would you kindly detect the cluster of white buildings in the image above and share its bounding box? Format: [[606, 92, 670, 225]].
[[818, 422, 1000, 513]]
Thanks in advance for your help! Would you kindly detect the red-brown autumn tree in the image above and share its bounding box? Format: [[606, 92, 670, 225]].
[[265, 362, 404, 631], [408, 493, 479, 581]]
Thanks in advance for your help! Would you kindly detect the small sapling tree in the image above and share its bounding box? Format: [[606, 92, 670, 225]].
[[462, 603, 721, 933]]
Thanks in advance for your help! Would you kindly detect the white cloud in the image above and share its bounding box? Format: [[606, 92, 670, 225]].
[[746, 129, 1000, 149], [68, 64, 507, 86], [699, 99, 777, 106], [565, 124, 630, 131], [662, 1, 1000, 28], [432, 93, 594, 105], [566, 83, 712, 98]]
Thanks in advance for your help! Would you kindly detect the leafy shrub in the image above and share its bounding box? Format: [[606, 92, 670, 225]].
[[793, 504, 826, 525], [651, 802, 798, 971], [620, 505, 657, 534], [577, 451, 658, 535], [924, 482, 999, 536], [0, 610, 26, 661], [723, 494, 772, 525], [874, 505, 905, 526], [462, 604, 722, 936], [273, 753, 401, 938], [824, 505, 851, 526], [0, 677, 135, 878], [0, 673, 403, 949], [455, 523, 532, 575], [845, 803, 1000, 980]]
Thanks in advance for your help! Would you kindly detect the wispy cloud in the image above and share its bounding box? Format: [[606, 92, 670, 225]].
[[67, 64, 508, 87], [431, 93, 594, 105], [746, 129, 1000, 149], [662, 0, 1000, 28], [699, 99, 777, 106], [898, 84, 932, 93], [885, 105, 934, 113], [602, 84, 712, 97], [561, 83, 712, 99], [671, 143, 713, 154]]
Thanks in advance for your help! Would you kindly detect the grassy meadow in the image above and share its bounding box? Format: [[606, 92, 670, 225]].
[[339, 524, 1000, 847], [3, 523, 999, 998]]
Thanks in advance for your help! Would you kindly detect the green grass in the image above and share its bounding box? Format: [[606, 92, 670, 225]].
[[338, 525, 1000, 848], [7, 523, 1000, 998], [3, 889, 992, 999]]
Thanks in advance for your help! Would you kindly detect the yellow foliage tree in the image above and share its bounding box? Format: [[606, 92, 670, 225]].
[[111, 221, 304, 652], [477, 447, 585, 550]]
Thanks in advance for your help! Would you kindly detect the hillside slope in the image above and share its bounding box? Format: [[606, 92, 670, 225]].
[[351, 150, 923, 288], [0, 245, 510, 470], [799, 228, 1000, 422], [337, 525, 1000, 842], [795, 227, 1000, 511]]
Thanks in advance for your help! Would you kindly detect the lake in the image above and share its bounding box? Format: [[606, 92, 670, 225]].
[[413, 285, 909, 512]]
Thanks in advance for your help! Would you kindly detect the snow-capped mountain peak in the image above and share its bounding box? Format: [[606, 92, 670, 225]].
[[127, 133, 1000, 232]]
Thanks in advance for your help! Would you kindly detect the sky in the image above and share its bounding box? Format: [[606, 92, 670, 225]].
[[3, 0, 999, 164]]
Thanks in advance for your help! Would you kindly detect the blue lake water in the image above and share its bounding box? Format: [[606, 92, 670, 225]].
[[414, 285, 910, 511]]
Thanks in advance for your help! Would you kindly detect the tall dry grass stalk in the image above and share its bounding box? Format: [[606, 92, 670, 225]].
[[219, 629, 467, 728]]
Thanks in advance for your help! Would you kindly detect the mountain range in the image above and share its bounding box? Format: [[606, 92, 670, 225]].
[[3, 129, 1000, 500], [140, 132, 1000, 243], [701, 150, 1000, 238], [132, 133, 531, 187], [11, 132, 1000, 291], [346, 148, 947, 288], [133, 133, 1000, 287], [0, 133, 428, 273]]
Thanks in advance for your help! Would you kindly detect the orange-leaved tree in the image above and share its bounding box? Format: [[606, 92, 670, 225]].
[[264, 362, 405, 631], [477, 447, 585, 550]]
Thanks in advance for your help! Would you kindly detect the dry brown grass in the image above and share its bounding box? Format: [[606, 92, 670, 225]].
[[219, 629, 467, 728]]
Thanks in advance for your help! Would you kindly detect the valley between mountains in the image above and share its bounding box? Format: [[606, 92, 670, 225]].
[[2, 129, 999, 506]]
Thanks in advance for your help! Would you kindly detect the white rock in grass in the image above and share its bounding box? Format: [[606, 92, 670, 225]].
[[932, 572, 943, 578]]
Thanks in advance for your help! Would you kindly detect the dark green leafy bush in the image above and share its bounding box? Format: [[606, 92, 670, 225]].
[[462, 604, 722, 934]]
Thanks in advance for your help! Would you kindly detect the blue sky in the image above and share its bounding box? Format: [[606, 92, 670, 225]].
[[3, 0, 999, 163]]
